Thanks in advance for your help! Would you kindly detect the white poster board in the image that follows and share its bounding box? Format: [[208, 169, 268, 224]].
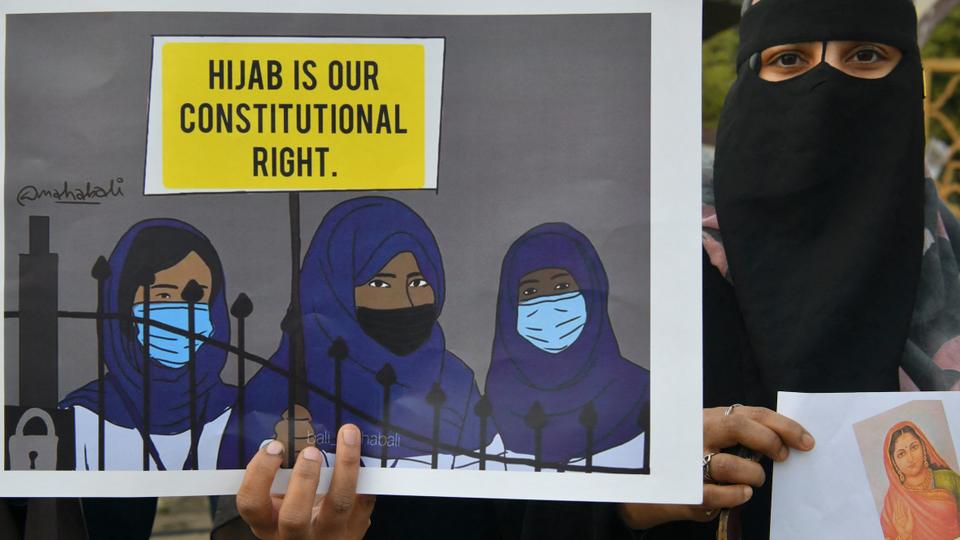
[[0, 0, 702, 502]]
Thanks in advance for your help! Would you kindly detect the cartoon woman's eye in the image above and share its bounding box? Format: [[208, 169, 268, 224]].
[[157, 292, 172, 300], [368, 279, 390, 288], [554, 283, 570, 291], [409, 278, 429, 288], [521, 287, 537, 297]]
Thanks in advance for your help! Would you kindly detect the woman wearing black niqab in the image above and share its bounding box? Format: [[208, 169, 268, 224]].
[[648, 0, 943, 538]]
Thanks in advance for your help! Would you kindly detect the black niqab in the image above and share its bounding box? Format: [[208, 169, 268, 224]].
[[713, 0, 926, 399]]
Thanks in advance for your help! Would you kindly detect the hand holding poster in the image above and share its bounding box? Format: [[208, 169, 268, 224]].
[[0, 0, 702, 503]]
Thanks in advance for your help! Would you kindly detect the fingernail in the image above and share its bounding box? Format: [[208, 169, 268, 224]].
[[743, 486, 753, 499], [778, 446, 789, 461], [302, 446, 321, 462], [266, 440, 284, 456], [801, 432, 815, 449], [342, 425, 360, 446]]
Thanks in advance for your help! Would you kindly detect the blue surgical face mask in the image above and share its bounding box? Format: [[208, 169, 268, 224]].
[[516, 291, 587, 354], [133, 302, 214, 368]]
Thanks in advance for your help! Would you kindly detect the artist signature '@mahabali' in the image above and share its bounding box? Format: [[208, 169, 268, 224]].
[[16, 177, 125, 206]]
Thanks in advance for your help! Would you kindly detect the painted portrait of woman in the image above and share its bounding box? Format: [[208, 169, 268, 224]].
[[881, 421, 960, 540], [484, 222, 650, 470]]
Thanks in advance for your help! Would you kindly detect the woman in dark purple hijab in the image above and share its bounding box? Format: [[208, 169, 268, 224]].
[[60, 218, 236, 471], [218, 196, 489, 469], [485, 222, 650, 469]]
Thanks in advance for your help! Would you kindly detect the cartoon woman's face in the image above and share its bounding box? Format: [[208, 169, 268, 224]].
[[517, 267, 580, 302], [133, 251, 212, 304], [515, 267, 587, 354], [354, 251, 435, 310], [892, 432, 927, 480]]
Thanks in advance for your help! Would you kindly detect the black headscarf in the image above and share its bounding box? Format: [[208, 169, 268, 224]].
[[713, 0, 926, 399]]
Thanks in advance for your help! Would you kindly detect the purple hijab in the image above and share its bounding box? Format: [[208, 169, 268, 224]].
[[218, 197, 486, 467], [60, 219, 236, 440], [485, 223, 650, 463]]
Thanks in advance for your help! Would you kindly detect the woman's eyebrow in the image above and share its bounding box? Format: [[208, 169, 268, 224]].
[[373, 272, 397, 278], [519, 278, 540, 286], [550, 272, 570, 280], [150, 284, 180, 290], [406, 272, 424, 279]]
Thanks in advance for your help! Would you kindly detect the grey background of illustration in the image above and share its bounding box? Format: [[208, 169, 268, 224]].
[[4, 12, 651, 405], [852, 400, 960, 514]]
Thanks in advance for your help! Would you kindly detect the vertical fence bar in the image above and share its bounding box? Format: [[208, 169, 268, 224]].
[[328, 338, 348, 434], [92, 256, 111, 471], [473, 395, 491, 471], [578, 402, 597, 473], [19, 216, 59, 409], [287, 192, 307, 468], [138, 272, 154, 471], [375, 364, 397, 468], [183, 280, 203, 469], [524, 401, 547, 472], [426, 383, 446, 469], [640, 402, 651, 473], [231, 294, 253, 466]]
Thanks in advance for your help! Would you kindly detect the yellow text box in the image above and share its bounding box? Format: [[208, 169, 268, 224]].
[[157, 40, 432, 191]]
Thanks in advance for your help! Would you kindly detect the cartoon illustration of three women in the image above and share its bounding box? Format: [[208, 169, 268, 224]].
[[59, 196, 650, 472]]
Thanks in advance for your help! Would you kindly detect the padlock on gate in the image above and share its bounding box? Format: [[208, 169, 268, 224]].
[[8, 407, 59, 470]]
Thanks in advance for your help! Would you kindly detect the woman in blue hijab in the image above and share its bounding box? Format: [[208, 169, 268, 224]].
[[218, 196, 488, 469], [60, 218, 236, 471], [485, 223, 650, 470]]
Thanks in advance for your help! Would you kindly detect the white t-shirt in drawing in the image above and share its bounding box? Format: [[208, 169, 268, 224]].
[[477, 431, 646, 472], [276, 432, 644, 471], [72, 405, 231, 471]]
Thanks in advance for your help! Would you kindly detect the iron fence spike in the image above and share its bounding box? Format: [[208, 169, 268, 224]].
[[230, 293, 254, 318]]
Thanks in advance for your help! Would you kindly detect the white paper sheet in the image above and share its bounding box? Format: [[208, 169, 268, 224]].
[[773, 392, 960, 540]]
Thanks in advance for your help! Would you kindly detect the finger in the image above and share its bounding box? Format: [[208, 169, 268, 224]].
[[698, 484, 753, 517], [711, 413, 790, 462], [705, 453, 766, 487], [739, 407, 815, 451], [237, 440, 285, 538], [345, 495, 377, 538], [319, 424, 363, 529], [277, 445, 324, 540]]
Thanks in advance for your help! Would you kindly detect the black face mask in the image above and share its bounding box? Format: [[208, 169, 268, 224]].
[[356, 304, 437, 356], [714, 0, 925, 397]]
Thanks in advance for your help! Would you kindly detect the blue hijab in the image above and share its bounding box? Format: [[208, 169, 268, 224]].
[[485, 223, 650, 463], [218, 197, 486, 468], [60, 219, 236, 443]]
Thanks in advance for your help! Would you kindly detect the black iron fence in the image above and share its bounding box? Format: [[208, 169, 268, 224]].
[[5, 216, 649, 474]]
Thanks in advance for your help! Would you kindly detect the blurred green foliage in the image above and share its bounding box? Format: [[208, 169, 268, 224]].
[[923, 6, 960, 58], [702, 27, 739, 132]]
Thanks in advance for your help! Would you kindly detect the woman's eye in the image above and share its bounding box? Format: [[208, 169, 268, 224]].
[[521, 287, 537, 297], [554, 283, 570, 290], [850, 48, 883, 64], [368, 279, 390, 288], [157, 293, 171, 299], [409, 278, 429, 288], [774, 53, 804, 67]]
